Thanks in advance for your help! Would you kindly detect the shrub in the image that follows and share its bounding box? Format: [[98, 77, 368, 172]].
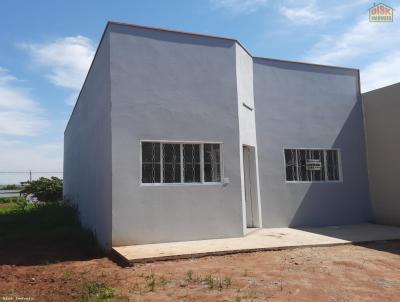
[[20, 177, 63, 203], [0, 184, 21, 190], [0, 196, 26, 204]]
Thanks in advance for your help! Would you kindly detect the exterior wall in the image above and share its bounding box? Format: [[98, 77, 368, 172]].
[[63, 32, 112, 249], [235, 44, 262, 228], [363, 83, 400, 225], [253, 58, 372, 227], [109, 25, 244, 245]]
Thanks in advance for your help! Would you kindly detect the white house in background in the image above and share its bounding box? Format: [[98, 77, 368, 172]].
[[64, 22, 372, 249]]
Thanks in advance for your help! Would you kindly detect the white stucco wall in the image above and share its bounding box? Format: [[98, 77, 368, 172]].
[[109, 24, 244, 245], [64, 32, 112, 249], [235, 45, 262, 229]]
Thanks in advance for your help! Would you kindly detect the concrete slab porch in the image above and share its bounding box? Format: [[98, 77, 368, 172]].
[[112, 224, 400, 265]]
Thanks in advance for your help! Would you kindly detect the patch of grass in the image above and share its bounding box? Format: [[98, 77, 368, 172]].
[[76, 281, 116, 302], [159, 275, 170, 287], [132, 282, 143, 295], [0, 202, 102, 255], [177, 295, 197, 302], [223, 276, 232, 287], [145, 272, 156, 292], [185, 270, 194, 282], [182, 271, 232, 291], [201, 274, 232, 291], [242, 292, 258, 302], [64, 270, 74, 279]]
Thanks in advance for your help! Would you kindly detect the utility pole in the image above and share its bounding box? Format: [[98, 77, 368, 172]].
[[29, 170, 32, 182]]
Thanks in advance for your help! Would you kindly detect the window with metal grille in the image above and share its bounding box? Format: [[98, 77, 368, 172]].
[[183, 144, 201, 183], [204, 144, 221, 182], [162, 143, 181, 183], [141, 142, 161, 183], [141, 142, 223, 184], [284, 149, 341, 182]]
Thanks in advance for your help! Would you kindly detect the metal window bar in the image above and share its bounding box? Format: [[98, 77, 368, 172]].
[[142, 141, 223, 184], [160, 143, 163, 183], [151, 143, 156, 183]]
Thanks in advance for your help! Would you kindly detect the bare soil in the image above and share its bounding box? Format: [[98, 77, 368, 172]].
[[1, 241, 400, 301]]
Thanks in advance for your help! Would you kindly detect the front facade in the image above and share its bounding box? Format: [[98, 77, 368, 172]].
[[64, 22, 372, 249]]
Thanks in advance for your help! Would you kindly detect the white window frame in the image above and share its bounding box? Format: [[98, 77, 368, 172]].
[[140, 140, 224, 186], [283, 147, 343, 183]]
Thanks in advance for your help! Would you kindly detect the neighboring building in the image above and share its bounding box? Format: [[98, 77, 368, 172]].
[[363, 83, 400, 226], [64, 22, 372, 249]]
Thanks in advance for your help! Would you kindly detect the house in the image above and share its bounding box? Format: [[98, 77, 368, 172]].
[[363, 83, 400, 226], [64, 22, 372, 249]]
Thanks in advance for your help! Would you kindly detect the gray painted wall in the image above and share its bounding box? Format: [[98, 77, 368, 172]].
[[109, 25, 244, 245], [363, 83, 400, 226], [64, 32, 112, 248], [253, 58, 372, 227]]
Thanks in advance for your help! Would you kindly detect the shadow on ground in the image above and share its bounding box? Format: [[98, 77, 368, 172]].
[[294, 224, 400, 256], [0, 203, 104, 266], [355, 240, 400, 255]]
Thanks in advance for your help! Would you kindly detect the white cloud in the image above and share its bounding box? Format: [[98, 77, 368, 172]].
[[21, 36, 95, 105], [279, 1, 326, 25], [302, 5, 400, 92], [304, 7, 400, 65], [361, 51, 400, 92], [0, 67, 47, 136], [66, 91, 79, 106], [279, 0, 370, 26], [210, 0, 268, 13]]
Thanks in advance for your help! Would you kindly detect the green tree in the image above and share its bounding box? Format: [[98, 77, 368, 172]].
[[21, 177, 63, 202]]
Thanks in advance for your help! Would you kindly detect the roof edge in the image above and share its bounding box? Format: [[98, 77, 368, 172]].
[[65, 21, 360, 134], [109, 21, 359, 71], [107, 21, 253, 57], [253, 56, 359, 72]]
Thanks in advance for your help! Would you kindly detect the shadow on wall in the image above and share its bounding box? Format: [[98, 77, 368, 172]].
[[288, 100, 373, 228]]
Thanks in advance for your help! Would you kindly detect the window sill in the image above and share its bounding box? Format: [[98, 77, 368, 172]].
[[140, 182, 224, 187], [285, 180, 343, 184]]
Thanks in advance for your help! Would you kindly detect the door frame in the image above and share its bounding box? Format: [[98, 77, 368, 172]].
[[242, 144, 261, 229]]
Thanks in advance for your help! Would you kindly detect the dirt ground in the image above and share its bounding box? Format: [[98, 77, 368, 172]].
[[1, 241, 400, 301]]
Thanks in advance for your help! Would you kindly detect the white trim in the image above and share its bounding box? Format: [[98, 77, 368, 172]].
[[140, 182, 223, 187], [140, 139, 223, 144], [160, 143, 163, 183], [200, 144, 204, 183], [282, 147, 343, 184], [140, 140, 224, 186]]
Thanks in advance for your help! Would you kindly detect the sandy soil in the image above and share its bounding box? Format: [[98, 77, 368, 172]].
[[1, 241, 400, 301]]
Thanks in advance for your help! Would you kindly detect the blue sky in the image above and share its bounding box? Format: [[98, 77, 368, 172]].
[[0, 0, 399, 182]]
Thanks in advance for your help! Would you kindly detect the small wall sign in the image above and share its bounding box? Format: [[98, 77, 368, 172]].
[[306, 159, 322, 171]]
